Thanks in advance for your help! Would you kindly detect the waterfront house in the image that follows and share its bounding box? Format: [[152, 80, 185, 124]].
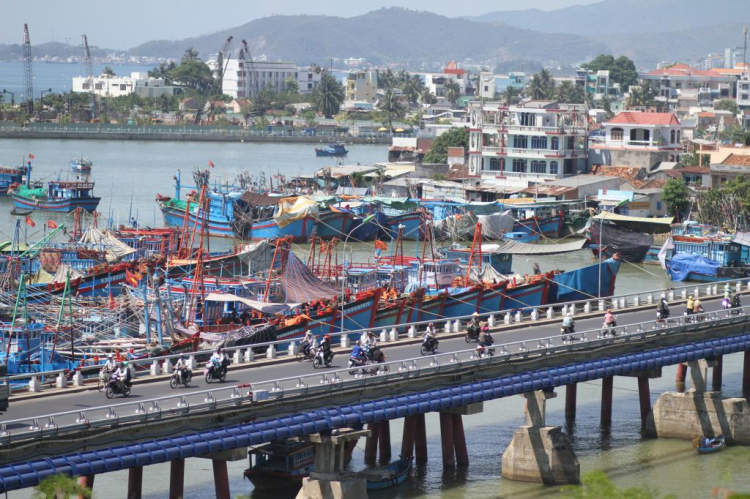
[[179, 98, 201, 113], [710, 153, 750, 187], [345, 71, 378, 104]]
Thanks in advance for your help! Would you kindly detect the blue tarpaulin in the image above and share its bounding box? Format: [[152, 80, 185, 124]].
[[667, 253, 721, 281]]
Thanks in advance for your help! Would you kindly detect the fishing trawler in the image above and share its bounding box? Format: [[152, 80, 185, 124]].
[[12, 181, 100, 213]]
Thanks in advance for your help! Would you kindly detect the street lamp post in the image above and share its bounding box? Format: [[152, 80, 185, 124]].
[[2, 89, 15, 107]]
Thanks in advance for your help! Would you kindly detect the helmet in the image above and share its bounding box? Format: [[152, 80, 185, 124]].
[[107, 353, 113, 359], [472, 312, 479, 317], [661, 293, 666, 299], [566, 313, 572, 317], [355, 340, 361, 345], [368, 331, 374, 337], [118, 362, 125, 369], [428, 322, 434, 326], [324, 334, 331, 340], [689, 295, 693, 299], [180, 354, 185, 359]]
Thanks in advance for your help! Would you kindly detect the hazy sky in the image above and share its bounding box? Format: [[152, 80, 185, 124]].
[[3, 0, 600, 50]]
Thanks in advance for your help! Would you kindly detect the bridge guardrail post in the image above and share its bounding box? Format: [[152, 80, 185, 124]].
[[561, 304, 568, 315], [150, 360, 161, 377], [531, 309, 539, 321], [612, 299, 618, 310], [379, 330, 388, 342], [569, 304, 576, 316], [738, 281, 743, 293], [163, 359, 172, 373], [407, 326, 416, 338], [598, 299, 605, 311], [443, 322, 452, 334], [289, 342, 298, 356], [646, 293, 653, 304], [233, 349, 244, 364], [389, 328, 398, 342], [668, 290, 675, 301], [341, 335, 350, 347], [504, 312, 511, 325], [55, 372, 67, 389], [188, 355, 197, 370], [583, 302, 591, 313], [709, 285, 715, 295], [547, 307, 554, 319], [266, 345, 276, 359], [619, 297, 626, 309], [72, 371, 84, 387], [28, 376, 40, 392], [488, 314, 495, 327], [681, 289, 687, 299], [515, 310, 522, 322], [244, 349, 254, 362], [694, 287, 700, 298], [452, 320, 460, 333]]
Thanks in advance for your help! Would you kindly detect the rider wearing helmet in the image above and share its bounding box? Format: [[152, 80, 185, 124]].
[[423, 322, 437, 346], [101, 353, 117, 383], [301, 330, 314, 357], [174, 354, 190, 383]]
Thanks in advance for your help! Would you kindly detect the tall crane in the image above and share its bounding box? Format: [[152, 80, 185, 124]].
[[193, 36, 233, 124], [82, 34, 96, 120], [241, 39, 260, 99], [22, 24, 34, 115]]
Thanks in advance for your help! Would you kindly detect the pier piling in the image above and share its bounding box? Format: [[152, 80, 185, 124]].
[[169, 459, 185, 499], [565, 383, 577, 420], [127, 466, 143, 499], [601, 376, 614, 426], [713, 355, 723, 392], [212, 459, 230, 499]]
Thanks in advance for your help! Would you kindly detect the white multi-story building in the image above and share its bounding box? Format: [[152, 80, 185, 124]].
[[345, 70, 378, 103], [467, 100, 589, 181], [72, 72, 179, 98], [477, 72, 495, 99], [737, 73, 750, 110], [221, 60, 321, 98]]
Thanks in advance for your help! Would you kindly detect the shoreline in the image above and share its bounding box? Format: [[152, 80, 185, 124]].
[[0, 130, 392, 144]]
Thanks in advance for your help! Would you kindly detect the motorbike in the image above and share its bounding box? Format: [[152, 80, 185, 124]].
[[731, 295, 742, 314], [476, 335, 495, 357], [313, 349, 334, 369], [465, 323, 481, 343], [204, 358, 230, 383], [601, 320, 617, 337], [297, 343, 316, 362], [364, 345, 385, 363], [98, 369, 113, 392], [560, 324, 575, 342], [348, 356, 387, 376], [105, 377, 131, 398], [420, 336, 439, 356], [170, 368, 192, 388]]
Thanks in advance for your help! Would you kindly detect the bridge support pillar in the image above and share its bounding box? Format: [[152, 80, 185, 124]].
[[415, 413, 428, 462], [169, 458, 185, 499], [676, 362, 687, 388], [378, 420, 391, 461], [601, 376, 614, 426], [439, 412, 455, 468], [743, 351, 750, 397], [565, 383, 577, 420], [638, 376, 651, 428], [713, 355, 723, 392], [77, 475, 94, 499], [502, 389, 579, 485], [295, 429, 369, 499], [401, 415, 417, 459], [364, 422, 380, 463], [212, 459, 230, 499], [453, 414, 469, 466], [128, 466, 143, 499]]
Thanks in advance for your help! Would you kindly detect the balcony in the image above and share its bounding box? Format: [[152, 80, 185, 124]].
[[599, 139, 682, 151], [508, 125, 587, 135], [483, 170, 562, 180], [504, 148, 582, 159]]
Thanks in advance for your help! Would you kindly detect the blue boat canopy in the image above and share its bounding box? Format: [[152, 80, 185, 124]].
[[667, 253, 721, 281]]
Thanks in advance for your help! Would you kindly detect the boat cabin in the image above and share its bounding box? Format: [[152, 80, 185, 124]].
[[48, 181, 96, 200], [407, 260, 462, 289], [441, 245, 513, 275]]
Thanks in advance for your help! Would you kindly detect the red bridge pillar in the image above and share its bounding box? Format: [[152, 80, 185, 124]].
[[439, 412, 455, 468], [77, 475, 94, 499], [743, 351, 750, 397], [212, 459, 230, 499], [415, 414, 428, 462], [378, 420, 392, 461], [127, 466, 143, 499], [676, 362, 687, 389], [713, 355, 723, 392], [169, 458, 185, 499], [452, 414, 469, 466], [565, 383, 577, 420], [637, 376, 651, 428], [601, 376, 614, 426], [364, 422, 380, 463], [401, 415, 417, 459]]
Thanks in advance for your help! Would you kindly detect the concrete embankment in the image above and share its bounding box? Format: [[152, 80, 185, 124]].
[[0, 130, 392, 144]]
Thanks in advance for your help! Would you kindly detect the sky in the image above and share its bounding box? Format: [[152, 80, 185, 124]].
[[3, 0, 601, 50]]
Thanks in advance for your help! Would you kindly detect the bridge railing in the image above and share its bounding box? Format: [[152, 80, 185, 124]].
[[6, 278, 750, 393], [0, 305, 746, 445]]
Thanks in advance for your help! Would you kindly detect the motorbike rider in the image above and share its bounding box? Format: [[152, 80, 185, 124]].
[[467, 312, 481, 339], [731, 291, 741, 309], [478, 326, 493, 348], [364, 332, 381, 361], [101, 353, 117, 382], [423, 322, 437, 349], [174, 354, 190, 383], [319, 334, 332, 357], [209, 348, 227, 375], [693, 296, 703, 317], [657, 294, 670, 321], [300, 330, 314, 357], [686, 295, 695, 317], [111, 361, 130, 393], [350, 340, 366, 366]]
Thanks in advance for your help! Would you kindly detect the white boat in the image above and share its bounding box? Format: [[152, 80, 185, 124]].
[[70, 157, 93, 172]]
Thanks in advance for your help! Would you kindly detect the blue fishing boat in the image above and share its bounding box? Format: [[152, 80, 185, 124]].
[[441, 246, 513, 275], [660, 236, 750, 282], [349, 211, 387, 241], [315, 143, 348, 157], [12, 181, 100, 213], [244, 441, 315, 490], [548, 257, 621, 303], [696, 435, 725, 454], [70, 157, 92, 172], [315, 210, 354, 240], [0, 324, 79, 376], [504, 231, 539, 243], [364, 458, 411, 491], [513, 213, 564, 238], [383, 212, 422, 240], [0, 165, 27, 196]]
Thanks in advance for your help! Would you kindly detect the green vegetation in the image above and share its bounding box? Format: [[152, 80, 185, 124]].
[[583, 54, 639, 90], [501, 86, 522, 106], [102, 66, 116, 77], [313, 72, 345, 118], [719, 125, 750, 145], [423, 127, 468, 163], [554, 80, 585, 104], [444, 80, 461, 106], [561, 470, 675, 499], [526, 69, 555, 100], [714, 99, 738, 115], [697, 175, 750, 230], [625, 83, 658, 110], [376, 88, 404, 129], [678, 152, 710, 167], [34, 473, 91, 499], [182, 47, 200, 62], [661, 178, 691, 219]]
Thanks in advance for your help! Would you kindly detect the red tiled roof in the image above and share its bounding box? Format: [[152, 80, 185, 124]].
[[589, 165, 648, 187], [446, 163, 472, 180], [679, 166, 710, 174], [646, 64, 724, 78], [640, 178, 667, 189], [447, 147, 465, 158], [608, 112, 681, 126], [444, 68, 466, 75], [720, 154, 750, 167], [698, 112, 715, 118]]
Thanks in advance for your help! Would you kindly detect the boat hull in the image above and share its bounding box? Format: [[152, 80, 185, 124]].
[[514, 214, 564, 238], [383, 213, 422, 240], [548, 258, 621, 303], [12, 195, 101, 213], [314, 212, 354, 240]]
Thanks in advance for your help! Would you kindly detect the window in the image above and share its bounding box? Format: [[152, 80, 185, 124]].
[[488, 158, 501, 171], [530, 160, 546, 173], [519, 113, 534, 126], [657, 201, 663, 211], [676, 130, 681, 142], [551, 137, 559, 150], [512, 159, 527, 172], [611, 128, 624, 141], [531, 136, 547, 149], [670, 130, 676, 143], [484, 86, 489, 92], [308, 83, 313, 89], [513, 135, 528, 149], [549, 161, 559, 175], [95, 83, 103, 90]]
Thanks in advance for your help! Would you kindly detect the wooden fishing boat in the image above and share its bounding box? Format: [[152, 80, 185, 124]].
[[10, 208, 32, 216], [362, 458, 411, 491], [696, 435, 725, 454]]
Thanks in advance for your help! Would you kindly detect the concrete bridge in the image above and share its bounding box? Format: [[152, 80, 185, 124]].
[[2, 284, 750, 498]]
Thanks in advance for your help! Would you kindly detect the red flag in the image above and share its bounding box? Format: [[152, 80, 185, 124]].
[[25, 216, 35, 227], [47, 220, 58, 229], [208, 160, 215, 168], [28, 154, 35, 159], [374, 239, 388, 251], [125, 269, 139, 287]]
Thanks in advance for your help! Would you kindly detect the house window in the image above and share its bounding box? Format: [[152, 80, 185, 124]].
[[531, 136, 547, 149], [549, 161, 559, 175], [512, 159, 527, 172], [676, 130, 681, 142], [657, 201, 662, 211], [670, 130, 676, 143], [530, 160, 546, 173], [484, 86, 489, 92], [519, 112, 534, 126], [551, 137, 559, 150], [513, 135, 528, 149], [611, 128, 624, 141], [488, 158, 501, 171]]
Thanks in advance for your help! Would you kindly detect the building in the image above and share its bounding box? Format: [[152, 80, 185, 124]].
[[590, 112, 683, 170], [640, 64, 735, 103], [477, 72, 496, 99], [737, 73, 750, 110], [221, 60, 320, 98], [725, 47, 744, 69], [72, 72, 180, 98], [345, 71, 378, 103], [576, 69, 620, 98], [467, 100, 589, 181], [710, 153, 750, 186]]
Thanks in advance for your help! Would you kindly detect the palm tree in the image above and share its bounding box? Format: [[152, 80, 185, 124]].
[[501, 86, 521, 106], [525, 74, 548, 100], [444, 80, 461, 106], [420, 88, 437, 105], [313, 72, 344, 119], [378, 88, 404, 129], [538, 68, 555, 98], [554, 81, 580, 103], [182, 47, 200, 62], [102, 66, 115, 77]]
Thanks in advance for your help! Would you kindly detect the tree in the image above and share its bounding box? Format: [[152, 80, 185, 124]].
[[377, 88, 404, 129], [714, 98, 738, 115], [182, 47, 200, 62], [662, 178, 691, 219], [420, 88, 437, 105], [444, 80, 461, 106], [501, 86, 521, 106], [34, 473, 92, 499], [583, 54, 639, 90], [285, 77, 300, 94], [554, 80, 585, 104], [301, 108, 317, 128], [102, 66, 115, 77], [168, 60, 214, 93], [402, 75, 424, 105], [538, 68, 555, 97], [562, 470, 674, 499], [378, 69, 397, 90], [678, 152, 710, 167], [719, 125, 749, 145], [313, 72, 344, 119], [526, 74, 549, 100], [423, 127, 469, 163]]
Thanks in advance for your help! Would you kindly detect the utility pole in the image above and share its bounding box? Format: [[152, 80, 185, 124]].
[[22, 24, 34, 115]]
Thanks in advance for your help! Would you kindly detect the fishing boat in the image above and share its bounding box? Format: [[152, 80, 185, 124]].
[[660, 236, 750, 282], [0, 165, 28, 196], [383, 212, 423, 240], [362, 458, 411, 491], [10, 209, 33, 216], [696, 435, 725, 454], [504, 231, 539, 243], [244, 441, 315, 490], [12, 181, 100, 213], [548, 256, 621, 303], [315, 143, 348, 157], [70, 157, 93, 172], [314, 209, 354, 240]]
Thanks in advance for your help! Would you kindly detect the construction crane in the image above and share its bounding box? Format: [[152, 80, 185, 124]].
[[194, 36, 233, 124], [241, 39, 260, 99], [22, 24, 34, 115], [82, 34, 97, 121]]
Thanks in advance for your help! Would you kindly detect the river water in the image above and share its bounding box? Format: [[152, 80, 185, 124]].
[[1, 137, 746, 498]]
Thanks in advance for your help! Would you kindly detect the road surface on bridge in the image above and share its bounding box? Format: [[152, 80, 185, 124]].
[[1, 295, 728, 422]]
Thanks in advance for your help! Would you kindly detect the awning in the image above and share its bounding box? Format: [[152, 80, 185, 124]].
[[733, 232, 750, 247], [593, 212, 674, 234], [204, 293, 300, 314], [483, 239, 588, 255], [239, 192, 291, 206]]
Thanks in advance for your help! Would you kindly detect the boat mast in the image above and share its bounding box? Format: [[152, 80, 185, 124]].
[[465, 223, 483, 286]]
